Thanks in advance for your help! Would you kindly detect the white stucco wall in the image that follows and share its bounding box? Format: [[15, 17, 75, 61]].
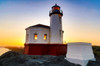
[[65, 42, 95, 66], [50, 14, 63, 44], [25, 27, 50, 44]]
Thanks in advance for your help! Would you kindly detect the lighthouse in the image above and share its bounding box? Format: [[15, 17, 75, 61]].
[[49, 4, 63, 44], [24, 4, 67, 55]]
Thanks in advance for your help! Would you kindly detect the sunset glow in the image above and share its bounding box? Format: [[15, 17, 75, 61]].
[[0, 0, 100, 47]]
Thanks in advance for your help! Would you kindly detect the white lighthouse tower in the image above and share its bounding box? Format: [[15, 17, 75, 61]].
[[49, 4, 63, 44]]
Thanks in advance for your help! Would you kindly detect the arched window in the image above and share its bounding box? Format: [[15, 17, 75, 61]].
[[44, 34, 47, 40], [34, 33, 37, 40]]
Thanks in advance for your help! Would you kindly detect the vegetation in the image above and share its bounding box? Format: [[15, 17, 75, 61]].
[[5, 47, 24, 54], [92, 46, 100, 60]]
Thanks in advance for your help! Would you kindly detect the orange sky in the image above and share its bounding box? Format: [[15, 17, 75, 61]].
[[0, 0, 100, 47]]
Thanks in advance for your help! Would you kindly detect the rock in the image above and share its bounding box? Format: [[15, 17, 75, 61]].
[[0, 51, 20, 59], [87, 60, 100, 66], [0, 51, 81, 66]]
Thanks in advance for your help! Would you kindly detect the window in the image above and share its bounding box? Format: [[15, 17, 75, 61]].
[[34, 33, 37, 40], [44, 34, 47, 40]]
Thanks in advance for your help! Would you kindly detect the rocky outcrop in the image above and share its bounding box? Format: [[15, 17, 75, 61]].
[[0, 51, 20, 59], [0, 51, 80, 66]]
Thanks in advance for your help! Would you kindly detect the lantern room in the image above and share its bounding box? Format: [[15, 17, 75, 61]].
[[49, 4, 63, 16]]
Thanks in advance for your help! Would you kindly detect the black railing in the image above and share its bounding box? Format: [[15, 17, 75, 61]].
[[49, 10, 63, 14]]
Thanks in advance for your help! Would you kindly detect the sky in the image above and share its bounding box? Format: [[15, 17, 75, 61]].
[[0, 0, 100, 47]]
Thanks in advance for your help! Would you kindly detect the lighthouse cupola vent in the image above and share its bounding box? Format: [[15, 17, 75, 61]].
[[49, 4, 63, 16]]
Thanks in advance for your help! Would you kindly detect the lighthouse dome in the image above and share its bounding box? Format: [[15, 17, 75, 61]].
[[25, 24, 50, 44], [52, 4, 60, 9]]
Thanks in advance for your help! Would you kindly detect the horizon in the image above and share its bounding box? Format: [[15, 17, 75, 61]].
[[0, 0, 100, 47]]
